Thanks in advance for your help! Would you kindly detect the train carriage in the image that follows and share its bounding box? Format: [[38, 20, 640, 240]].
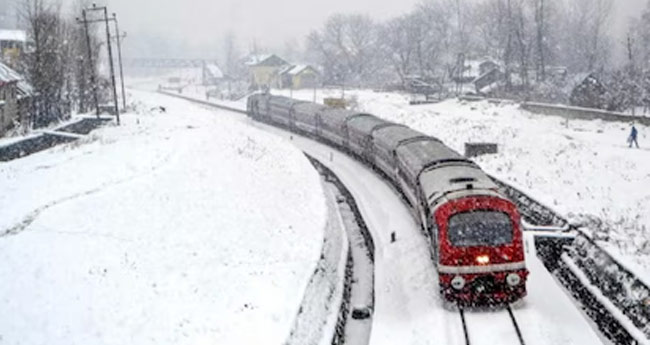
[[318, 108, 355, 148], [267, 96, 299, 127], [393, 137, 462, 210], [293, 102, 327, 135], [372, 126, 428, 182], [345, 114, 393, 164]]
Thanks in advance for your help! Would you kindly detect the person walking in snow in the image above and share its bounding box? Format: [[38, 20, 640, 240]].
[[628, 124, 639, 148]]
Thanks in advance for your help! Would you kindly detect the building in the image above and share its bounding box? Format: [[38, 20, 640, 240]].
[[569, 73, 608, 109], [278, 65, 320, 89], [0, 29, 27, 68], [243, 54, 289, 89], [452, 57, 499, 83], [0, 61, 20, 134], [202, 63, 227, 86], [0, 61, 33, 135]]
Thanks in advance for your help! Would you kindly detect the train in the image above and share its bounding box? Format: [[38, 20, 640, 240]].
[[247, 93, 528, 306]]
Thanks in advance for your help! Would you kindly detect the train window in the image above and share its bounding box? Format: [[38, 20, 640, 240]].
[[447, 211, 512, 247]]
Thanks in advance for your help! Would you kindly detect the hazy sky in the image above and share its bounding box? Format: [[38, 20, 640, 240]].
[[88, 0, 648, 60]]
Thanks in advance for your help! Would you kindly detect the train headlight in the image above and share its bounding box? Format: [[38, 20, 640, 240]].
[[451, 276, 466, 290], [506, 273, 521, 287], [475, 255, 490, 265]]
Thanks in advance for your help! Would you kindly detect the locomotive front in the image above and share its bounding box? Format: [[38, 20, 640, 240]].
[[434, 193, 528, 305]]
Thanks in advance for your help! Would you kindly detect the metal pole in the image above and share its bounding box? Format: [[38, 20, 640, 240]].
[[113, 13, 126, 110], [103, 7, 120, 125], [82, 9, 100, 117]]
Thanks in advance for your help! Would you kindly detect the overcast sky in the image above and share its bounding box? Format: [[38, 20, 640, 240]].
[[93, 0, 648, 60]]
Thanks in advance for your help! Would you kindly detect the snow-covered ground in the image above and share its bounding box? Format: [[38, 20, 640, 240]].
[[0, 90, 326, 344], [271, 88, 650, 283]]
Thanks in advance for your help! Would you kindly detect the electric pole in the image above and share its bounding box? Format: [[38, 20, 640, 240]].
[[102, 6, 120, 125], [77, 4, 121, 125], [78, 9, 100, 118], [113, 13, 127, 111]]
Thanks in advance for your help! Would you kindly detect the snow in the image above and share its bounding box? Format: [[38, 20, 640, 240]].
[[0, 29, 26, 42], [0, 61, 23, 82], [205, 64, 224, 79], [270, 88, 650, 286], [0, 89, 327, 345], [285, 184, 350, 345], [243, 54, 273, 66], [562, 254, 650, 345]]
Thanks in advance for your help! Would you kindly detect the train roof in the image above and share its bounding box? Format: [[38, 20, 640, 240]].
[[396, 138, 469, 180], [294, 102, 327, 114], [320, 108, 356, 128], [268, 95, 303, 109], [346, 114, 392, 133], [419, 165, 499, 206], [373, 125, 429, 150]]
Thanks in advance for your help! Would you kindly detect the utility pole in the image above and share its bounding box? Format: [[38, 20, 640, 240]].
[[112, 13, 127, 111], [102, 6, 120, 125], [79, 9, 100, 118], [79, 4, 121, 125]]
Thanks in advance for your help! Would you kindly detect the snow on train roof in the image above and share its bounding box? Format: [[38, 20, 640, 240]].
[[268, 95, 301, 109], [346, 114, 390, 133], [419, 165, 498, 205], [373, 125, 426, 149], [294, 102, 326, 114], [320, 108, 355, 127], [396, 139, 468, 180]]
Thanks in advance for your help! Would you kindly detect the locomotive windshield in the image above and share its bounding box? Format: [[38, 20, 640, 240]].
[[447, 211, 513, 247]]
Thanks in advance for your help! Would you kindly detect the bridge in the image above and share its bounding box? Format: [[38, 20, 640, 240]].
[[123, 58, 220, 69]]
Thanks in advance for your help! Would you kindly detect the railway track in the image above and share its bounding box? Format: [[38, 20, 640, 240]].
[[459, 305, 526, 345]]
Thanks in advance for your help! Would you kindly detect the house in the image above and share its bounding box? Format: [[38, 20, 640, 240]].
[[279, 65, 320, 89], [474, 68, 504, 94], [202, 63, 226, 86], [243, 54, 289, 89], [0, 61, 21, 135], [452, 58, 499, 83], [0, 61, 33, 135], [0, 29, 27, 68], [569, 73, 608, 109]]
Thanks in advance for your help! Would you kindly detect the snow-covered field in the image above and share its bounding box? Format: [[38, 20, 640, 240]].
[[0, 90, 326, 344], [271, 88, 650, 282]]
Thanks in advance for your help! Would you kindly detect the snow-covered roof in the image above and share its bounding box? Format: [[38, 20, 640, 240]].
[[279, 64, 318, 77], [243, 54, 287, 67], [0, 61, 23, 83], [17, 80, 34, 97], [0, 29, 26, 42], [205, 64, 224, 79], [243, 54, 272, 66]]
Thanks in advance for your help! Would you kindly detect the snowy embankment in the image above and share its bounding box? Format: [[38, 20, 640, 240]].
[[271, 88, 650, 285], [0, 89, 326, 345]]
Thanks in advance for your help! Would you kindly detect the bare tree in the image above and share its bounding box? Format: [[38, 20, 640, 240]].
[[221, 31, 240, 79], [306, 13, 379, 86], [19, 0, 70, 127]]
